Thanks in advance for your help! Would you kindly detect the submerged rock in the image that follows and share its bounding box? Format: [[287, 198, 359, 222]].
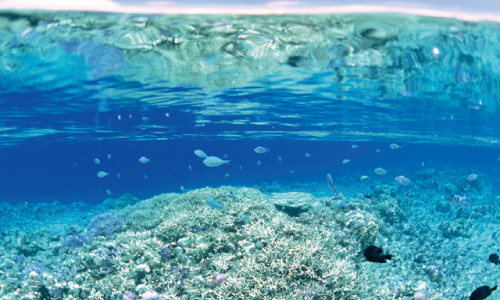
[[440, 218, 474, 238]]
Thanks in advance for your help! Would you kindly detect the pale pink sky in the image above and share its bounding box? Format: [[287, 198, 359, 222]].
[[0, 0, 499, 22]]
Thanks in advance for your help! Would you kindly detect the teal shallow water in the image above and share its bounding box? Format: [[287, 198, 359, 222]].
[[0, 10, 500, 300], [0, 11, 499, 146]]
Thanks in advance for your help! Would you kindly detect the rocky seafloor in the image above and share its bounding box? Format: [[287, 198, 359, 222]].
[[0, 167, 499, 300]]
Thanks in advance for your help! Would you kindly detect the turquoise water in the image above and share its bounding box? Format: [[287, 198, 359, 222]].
[[0, 10, 499, 300]]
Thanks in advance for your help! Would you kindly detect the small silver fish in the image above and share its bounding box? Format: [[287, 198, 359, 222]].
[[374, 168, 388, 175], [327, 174, 339, 194], [194, 150, 208, 159], [305, 153, 311, 157], [351, 145, 359, 149], [97, 171, 109, 178], [343, 159, 350, 164], [254, 146, 269, 153], [204, 199, 227, 210], [94, 158, 100, 164], [395, 175, 412, 185], [389, 144, 402, 149], [257, 160, 262, 165], [203, 156, 230, 167], [139, 156, 150, 163]]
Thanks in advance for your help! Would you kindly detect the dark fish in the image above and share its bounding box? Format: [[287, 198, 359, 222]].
[[363, 195, 376, 200], [489, 254, 499, 265], [470, 285, 497, 300], [364, 245, 392, 263], [327, 174, 339, 194], [190, 226, 209, 232]]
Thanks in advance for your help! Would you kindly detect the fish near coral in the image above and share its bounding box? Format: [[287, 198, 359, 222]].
[[467, 173, 478, 181], [364, 245, 392, 263], [395, 175, 412, 185], [204, 199, 227, 210], [470, 285, 497, 300], [327, 174, 339, 194], [489, 254, 499, 265]]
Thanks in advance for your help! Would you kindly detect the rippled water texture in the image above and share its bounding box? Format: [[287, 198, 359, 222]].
[[0, 11, 499, 145]]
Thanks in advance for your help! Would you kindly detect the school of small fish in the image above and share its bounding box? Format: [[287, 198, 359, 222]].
[[84, 142, 500, 300]]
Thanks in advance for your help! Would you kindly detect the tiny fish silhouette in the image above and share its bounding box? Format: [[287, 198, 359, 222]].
[[97, 171, 109, 178], [139, 156, 150, 163], [204, 199, 227, 210], [470, 285, 497, 300], [327, 174, 339, 194], [364, 245, 392, 263], [389, 143, 402, 149], [254, 146, 269, 153], [489, 254, 499, 265]]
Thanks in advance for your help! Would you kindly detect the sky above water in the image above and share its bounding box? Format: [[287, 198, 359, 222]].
[[0, 0, 500, 21]]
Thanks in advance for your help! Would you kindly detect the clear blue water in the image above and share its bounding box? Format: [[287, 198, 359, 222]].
[[0, 11, 498, 204], [1, 10, 500, 300]]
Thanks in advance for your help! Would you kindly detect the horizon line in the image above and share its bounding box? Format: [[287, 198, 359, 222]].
[[1, 3, 500, 23]]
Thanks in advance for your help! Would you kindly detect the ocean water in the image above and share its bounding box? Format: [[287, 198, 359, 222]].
[[0, 10, 500, 300]]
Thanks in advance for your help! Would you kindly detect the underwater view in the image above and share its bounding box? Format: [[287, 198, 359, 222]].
[[1, 7, 500, 300]]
